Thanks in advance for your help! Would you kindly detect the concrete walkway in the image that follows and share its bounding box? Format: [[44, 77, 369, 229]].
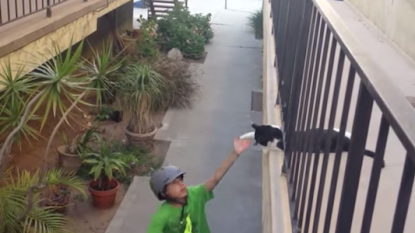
[[107, 1, 264, 232]]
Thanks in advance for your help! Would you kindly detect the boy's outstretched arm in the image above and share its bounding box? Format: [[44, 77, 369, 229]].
[[204, 138, 252, 192]]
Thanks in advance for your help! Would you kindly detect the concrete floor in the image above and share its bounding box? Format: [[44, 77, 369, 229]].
[[107, 1, 264, 232]]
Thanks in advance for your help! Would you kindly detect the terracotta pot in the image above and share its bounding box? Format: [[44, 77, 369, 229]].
[[88, 179, 120, 209], [44, 194, 70, 214], [125, 127, 157, 150], [57, 146, 82, 173]]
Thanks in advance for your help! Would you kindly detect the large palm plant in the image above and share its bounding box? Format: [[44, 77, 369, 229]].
[[117, 64, 168, 134], [79, 38, 124, 108], [0, 38, 115, 228], [0, 168, 85, 233], [0, 40, 87, 178]]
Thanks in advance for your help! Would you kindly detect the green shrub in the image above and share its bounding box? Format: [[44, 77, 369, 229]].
[[157, 3, 214, 58], [192, 13, 214, 43], [152, 55, 201, 109], [136, 16, 159, 59], [248, 8, 263, 39], [158, 22, 205, 58]]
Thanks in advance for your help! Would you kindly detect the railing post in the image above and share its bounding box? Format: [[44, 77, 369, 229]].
[[148, 0, 155, 18], [361, 115, 389, 233], [284, 4, 315, 178], [283, 0, 313, 174], [390, 153, 415, 233], [46, 9, 52, 17], [335, 83, 374, 233]]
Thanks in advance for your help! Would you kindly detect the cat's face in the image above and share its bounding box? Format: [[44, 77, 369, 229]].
[[251, 124, 283, 148]]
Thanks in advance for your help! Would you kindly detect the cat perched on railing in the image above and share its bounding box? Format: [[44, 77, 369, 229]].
[[240, 124, 385, 168]]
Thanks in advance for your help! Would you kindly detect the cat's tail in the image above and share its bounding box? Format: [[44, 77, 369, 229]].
[[364, 150, 385, 168]]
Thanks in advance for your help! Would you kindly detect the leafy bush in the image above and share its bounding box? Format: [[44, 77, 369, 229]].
[[158, 22, 205, 58], [77, 141, 160, 185], [157, 3, 214, 58], [192, 13, 214, 43], [248, 8, 263, 39], [136, 16, 159, 59], [152, 55, 200, 109]]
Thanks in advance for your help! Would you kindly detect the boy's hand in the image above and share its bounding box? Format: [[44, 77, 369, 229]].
[[233, 137, 252, 155], [204, 137, 253, 192]]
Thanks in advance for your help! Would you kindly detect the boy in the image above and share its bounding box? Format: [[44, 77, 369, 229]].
[[147, 137, 252, 233]]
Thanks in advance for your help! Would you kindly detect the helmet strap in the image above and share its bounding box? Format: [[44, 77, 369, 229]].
[[165, 194, 188, 205]]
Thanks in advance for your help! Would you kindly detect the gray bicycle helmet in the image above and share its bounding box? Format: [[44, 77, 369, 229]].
[[149, 165, 185, 200]]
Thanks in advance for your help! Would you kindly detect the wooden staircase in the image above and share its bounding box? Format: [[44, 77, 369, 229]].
[[147, 0, 188, 19]]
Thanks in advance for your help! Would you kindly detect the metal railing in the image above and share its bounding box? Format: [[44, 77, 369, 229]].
[[147, 0, 188, 19], [0, 0, 71, 26], [271, 0, 415, 231]]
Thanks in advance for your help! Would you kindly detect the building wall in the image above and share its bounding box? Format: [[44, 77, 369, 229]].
[[84, 0, 134, 56], [346, 0, 415, 61], [0, 0, 133, 77]]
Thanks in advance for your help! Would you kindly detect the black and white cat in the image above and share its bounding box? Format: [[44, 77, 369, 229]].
[[240, 124, 284, 149], [240, 124, 385, 168]]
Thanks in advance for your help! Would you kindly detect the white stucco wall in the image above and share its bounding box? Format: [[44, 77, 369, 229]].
[[346, 0, 415, 61]]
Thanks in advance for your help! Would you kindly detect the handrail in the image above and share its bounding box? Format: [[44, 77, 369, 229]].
[[313, 0, 415, 160], [270, 0, 415, 231], [0, 0, 72, 27]]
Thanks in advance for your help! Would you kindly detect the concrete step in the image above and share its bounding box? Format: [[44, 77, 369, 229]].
[[105, 176, 157, 233]]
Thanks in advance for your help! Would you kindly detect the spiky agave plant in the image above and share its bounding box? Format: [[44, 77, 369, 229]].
[[0, 38, 115, 228], [117, 64, 168, 134]]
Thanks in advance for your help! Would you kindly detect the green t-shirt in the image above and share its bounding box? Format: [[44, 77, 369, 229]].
[[147, 184, 214, 233]]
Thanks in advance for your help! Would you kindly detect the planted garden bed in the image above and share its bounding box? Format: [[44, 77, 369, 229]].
[[0, 3, 213, 233]]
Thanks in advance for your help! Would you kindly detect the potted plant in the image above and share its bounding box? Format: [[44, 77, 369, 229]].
[[248, 8, 263, 39], [0, 168, 72, 232], [57, 127, 101, 173], [83, 140, 128, 209], [116, 64, 168, 150], [43, 168, 86, 214], [0, 39, 113, 231]]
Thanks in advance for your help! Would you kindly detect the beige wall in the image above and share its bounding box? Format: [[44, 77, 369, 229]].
[[346, 0, 415, 61], [261, 0, 293, 233], [0, 0, 131, 78]]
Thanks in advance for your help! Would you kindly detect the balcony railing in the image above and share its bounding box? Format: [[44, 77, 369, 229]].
[[0, 0, 71, 26], [271, 0, 415, 231]]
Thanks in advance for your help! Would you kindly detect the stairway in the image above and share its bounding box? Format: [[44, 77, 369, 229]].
[[147, 0, 188, 19]]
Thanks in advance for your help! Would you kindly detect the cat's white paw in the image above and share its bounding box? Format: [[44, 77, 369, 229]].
[[239, 131, 255, 140]]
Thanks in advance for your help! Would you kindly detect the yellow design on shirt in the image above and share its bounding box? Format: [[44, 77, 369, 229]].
[[184, 214, 192, 233]]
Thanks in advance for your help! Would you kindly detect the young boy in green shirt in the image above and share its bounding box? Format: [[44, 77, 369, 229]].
[[147, 137, 252, 233]]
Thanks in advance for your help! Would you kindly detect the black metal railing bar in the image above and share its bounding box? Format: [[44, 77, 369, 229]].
[[0, 0, 73, 27], [270, 0, 415, 232]]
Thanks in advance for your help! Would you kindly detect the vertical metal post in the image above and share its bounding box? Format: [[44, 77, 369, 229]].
[[225, 0, 227, 9], [335, 83, 374, 233], [46, 0, 52, 17], [0, 0, 3, 25]]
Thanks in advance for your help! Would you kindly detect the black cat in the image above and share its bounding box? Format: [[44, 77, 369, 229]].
[[240, 124, 385, 168]]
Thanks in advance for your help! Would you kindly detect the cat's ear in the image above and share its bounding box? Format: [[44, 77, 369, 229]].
[[252, 123, 260, 129]]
